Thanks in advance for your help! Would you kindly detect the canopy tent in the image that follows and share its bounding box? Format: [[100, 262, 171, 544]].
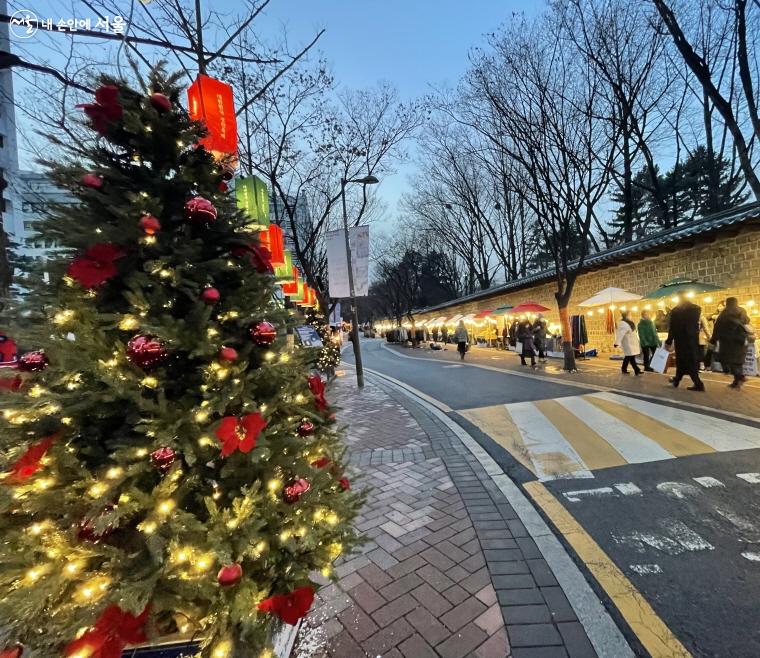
[[644, 278, 725, 299], [462, 313, 477, 322], [446, 314, 463, 324], [511, 302, 550, 314], [430, 316, 448, 326], [491, 305, 514, 315], [579, 287, 642, 307], [474, 309, 494, 319]]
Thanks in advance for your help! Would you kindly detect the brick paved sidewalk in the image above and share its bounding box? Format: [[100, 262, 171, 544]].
[[293, 375, 597, 658]]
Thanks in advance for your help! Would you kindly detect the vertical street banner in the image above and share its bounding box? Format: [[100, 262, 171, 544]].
[[326, 226, 370, 298], [330, 302, 342, 326]]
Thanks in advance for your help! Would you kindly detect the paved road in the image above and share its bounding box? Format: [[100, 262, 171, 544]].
[[346, 339, 760, 657]]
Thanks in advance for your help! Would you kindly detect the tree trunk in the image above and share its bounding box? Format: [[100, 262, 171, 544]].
[[557, 303, 576, 372], [622, 121, 634, 242]]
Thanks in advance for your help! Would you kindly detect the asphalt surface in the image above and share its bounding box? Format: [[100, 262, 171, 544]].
[[346, 338, 760, 657]]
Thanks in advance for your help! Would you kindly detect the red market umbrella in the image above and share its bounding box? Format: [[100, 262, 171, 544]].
[[511, 302, 550, 314], [474, 309, 494, 319]]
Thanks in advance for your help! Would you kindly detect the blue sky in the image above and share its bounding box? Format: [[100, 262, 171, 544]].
[[254, 0, 544, 217]]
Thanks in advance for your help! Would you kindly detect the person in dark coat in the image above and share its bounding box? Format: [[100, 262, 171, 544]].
[[532, 314, 548, 362], [666, 299, 705, 391], [509, 319, 519, 348], [517, 319, 537, 368], [710, 297, 751, 389]]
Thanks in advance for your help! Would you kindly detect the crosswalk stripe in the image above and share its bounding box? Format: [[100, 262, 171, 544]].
[[506, 401, 593, 480], [584, 395, 715, 457], [533, 399, 627, 470], [556, 397, 674, 464], [457, 405, 536, 475], [593, 392, 760, 452]]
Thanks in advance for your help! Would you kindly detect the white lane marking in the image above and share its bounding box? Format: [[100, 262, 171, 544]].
[[693, 476, 725, 488], [629, 564, 662, 575], [615, 482, 643, 495], [556, 396, 674, 464], [714, 507, 759, 540], [563, 487, 615, 502], [737, 473, 760, 484], [591, 392, 760, 452], [442, 365, 463, 369], [742, 552, 760, 562], [506, 401, 593, 481], [656, 481, 701, 499], [614, 521, 714, 555]]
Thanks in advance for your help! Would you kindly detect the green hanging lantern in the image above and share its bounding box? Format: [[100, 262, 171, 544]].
[[235, 175, 270, 229], [275, 250, 294, 284]]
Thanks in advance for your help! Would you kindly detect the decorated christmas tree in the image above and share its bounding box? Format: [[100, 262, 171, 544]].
[[0, 67, 360, 657], [304, 310, 340, 377]]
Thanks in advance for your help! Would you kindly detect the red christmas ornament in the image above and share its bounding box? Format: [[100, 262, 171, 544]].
[[258, 586, 315, 626], [218, 181, 229, 193], [0, 376, 22, 392], [308, 374, 329, 413], [219, 346, 238, 362], [297, 421, 315, 437], [0, 646, 22, 658], [17, 350, 49, 373], [77, 505, 115, 543], [67, 243, 125, 289], [217, 563, 243, 587], [214, 412, 267, 457], [63, 604, 149, 658], [6, 433, 58, 483], [282, 478, 311, 504], [339, 477, 351, 491], [232, 243, 274, 274], [184, 196, 217, 224], [201, 287, 220, 305], [249, 321, 276, 346], [81, 173, 103, 189], [150, 446, 176, 473], [311, 456, 331, 469], [149, 92, 171, 113], [126, 335, 167, 370], [139, 215, 161, 235], [75, 84, 123, 135]]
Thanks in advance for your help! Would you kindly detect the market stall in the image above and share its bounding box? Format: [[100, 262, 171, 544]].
[[579, 287, 643, 357]]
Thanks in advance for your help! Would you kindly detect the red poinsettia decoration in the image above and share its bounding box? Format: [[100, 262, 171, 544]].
[[0, 645, 22, 658], [214, 412, 267, 457], [232, 243, 274, 274], [258, 586, 315, 626], [0, 376, 22, 392], [67, 243, 125, 289], [64, 604, 149, 658], [76, 85, 123, 135], [311, 456, 331, 469], [308, 374, 329, 413], [5, 433, 59, 483], [339, 477, 351, 491]]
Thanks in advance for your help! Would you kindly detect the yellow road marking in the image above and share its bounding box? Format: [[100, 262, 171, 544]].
[[524, 481, 692, 658], [458, 405, 536, 475], [584, 395, 715, 457], [533, 399, 628, 470]]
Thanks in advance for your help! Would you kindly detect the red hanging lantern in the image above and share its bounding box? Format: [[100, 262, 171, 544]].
[[281, 266, 299, 296], [267, 224, 286, 268], [187, 75, 238, 162]]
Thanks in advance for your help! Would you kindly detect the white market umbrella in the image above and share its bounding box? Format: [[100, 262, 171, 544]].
[[578, 287, 642, 308]]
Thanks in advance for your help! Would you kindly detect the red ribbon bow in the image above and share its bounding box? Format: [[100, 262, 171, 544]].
[[76, 85, 123, 135], [63, 604, 149, 658], [67, 243, 125, 289], [214, 412, 267, 457], [307, 374, 329, 413], [258, 587, 315, 625], [6, 433, 59, 483]]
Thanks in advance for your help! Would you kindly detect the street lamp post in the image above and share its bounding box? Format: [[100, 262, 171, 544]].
[[340, 175, 379, 389]]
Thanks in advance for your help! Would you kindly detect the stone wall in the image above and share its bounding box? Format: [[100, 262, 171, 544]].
[[414, 226, 760, 352]]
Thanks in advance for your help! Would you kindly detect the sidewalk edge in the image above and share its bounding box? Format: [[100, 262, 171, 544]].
[[359, 364, 635, 658]]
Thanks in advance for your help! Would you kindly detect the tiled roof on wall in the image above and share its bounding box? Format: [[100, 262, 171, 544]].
[[415, 201, 760, 315]]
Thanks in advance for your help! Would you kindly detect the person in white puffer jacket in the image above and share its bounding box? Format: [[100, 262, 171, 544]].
[[615, 311, 642, 375]]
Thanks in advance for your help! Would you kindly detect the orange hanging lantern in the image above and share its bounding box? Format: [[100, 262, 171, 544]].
[[267, 224, 286, 268], [187, 75, 238, 162]]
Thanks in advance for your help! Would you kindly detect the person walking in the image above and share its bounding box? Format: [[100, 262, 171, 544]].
[[666, 298, 705, 391], [454, 320, 469, 361], [518, 319, 537, 368], [711, 297, 752, 389], [615, 311, 642, 375], [637, 310, 660, 372], [698, 313, 711, 370], [532, 314, 548, 363]]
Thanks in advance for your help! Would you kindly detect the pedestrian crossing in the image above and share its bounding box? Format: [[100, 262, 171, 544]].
[[459, 392, 760, 481]]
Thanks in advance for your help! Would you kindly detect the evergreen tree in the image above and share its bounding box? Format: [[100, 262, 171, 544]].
[[0, 68, 360, 658]]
